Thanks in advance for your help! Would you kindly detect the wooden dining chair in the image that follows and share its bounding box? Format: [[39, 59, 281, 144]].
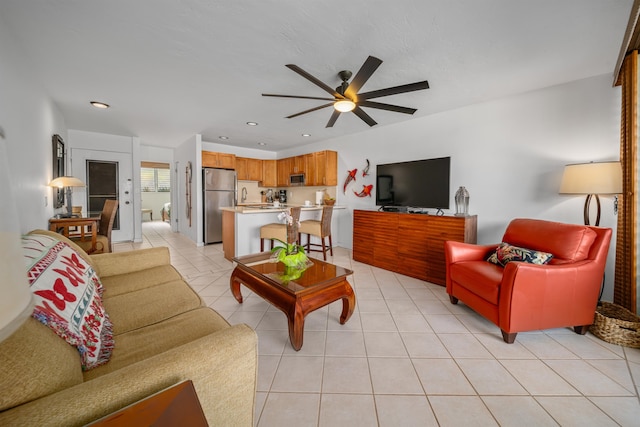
[[71, 199, 118, 254], [260, 207, 301, 251], [298, 206, 333, 260]]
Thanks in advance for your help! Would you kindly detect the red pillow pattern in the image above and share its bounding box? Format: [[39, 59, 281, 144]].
[[22, 234, 113, 370]]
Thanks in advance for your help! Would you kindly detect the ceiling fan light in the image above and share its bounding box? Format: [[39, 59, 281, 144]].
[[334, 99, 356, 113]]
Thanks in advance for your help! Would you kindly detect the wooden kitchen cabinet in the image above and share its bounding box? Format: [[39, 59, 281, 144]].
[[353, 210, 477, 285], [261, 159, 277, 187], [276, 158, 292, 187], [236, 157, 262, 181], [313, 150, 337, 186], [202, 151, 236, 169], [274, 150, 338, 187]]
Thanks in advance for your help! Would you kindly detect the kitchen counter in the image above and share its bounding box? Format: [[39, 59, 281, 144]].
[[221, 204, 344, 260], [222, 204, 342, 214]]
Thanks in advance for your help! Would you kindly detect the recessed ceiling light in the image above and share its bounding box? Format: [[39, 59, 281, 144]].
[[258, 142, 267, 146], [219, 136, 229, 140], [246, 122, 258, 126], [90, 101, 110, 109], [302, 133, 311, 137]]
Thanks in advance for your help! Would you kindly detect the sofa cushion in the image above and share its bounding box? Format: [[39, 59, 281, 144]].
[[487, 242, 554, 266], [0, 318, 83, 411], [22, 234, 114, 370], [104, 280, 203, 335], [450, 261, 503, 305], [83, 307, 230, 381], [100, 265, 183, 300], [502, 218, 597, 262]]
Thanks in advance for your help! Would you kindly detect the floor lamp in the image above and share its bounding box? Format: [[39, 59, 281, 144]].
[[560, 161, 622, 303], [48, 176, 85, 218], [559, 161, 622, 226]]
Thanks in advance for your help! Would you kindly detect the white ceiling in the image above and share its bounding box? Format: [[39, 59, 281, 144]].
[[0, 0, 633, 151]]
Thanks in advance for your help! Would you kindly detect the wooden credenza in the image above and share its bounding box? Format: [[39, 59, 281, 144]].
[[353, 210, 477, 285]]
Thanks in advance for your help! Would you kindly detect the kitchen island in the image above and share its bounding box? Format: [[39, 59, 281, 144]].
[[221, 204, 345, 260]]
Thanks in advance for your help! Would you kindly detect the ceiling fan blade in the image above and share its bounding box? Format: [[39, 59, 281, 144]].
[[358, 100, 417, 115], [326, 110, 340, 128], [286, 102, 334, 119], [352, 106, 377, 127], [358, 80, 430, 100], [262, 93, 335, 101], [344, 56, 383, 99], [286, 64, 344, 98]]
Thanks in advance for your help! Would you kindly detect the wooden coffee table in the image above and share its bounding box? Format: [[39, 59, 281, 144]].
[[230, 252, 356, 350]]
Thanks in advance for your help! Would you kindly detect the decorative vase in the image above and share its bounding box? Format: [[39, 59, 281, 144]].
[[455, 186, 469, 216]]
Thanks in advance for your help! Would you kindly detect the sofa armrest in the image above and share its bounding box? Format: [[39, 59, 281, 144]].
[[0, 324, 258, 427], [90, 247, 172, 277], [499, 260, 603, 332]]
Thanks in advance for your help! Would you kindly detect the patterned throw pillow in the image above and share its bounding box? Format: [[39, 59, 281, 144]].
[[22, 234, 114, 370], [487, 242, 554, 267]]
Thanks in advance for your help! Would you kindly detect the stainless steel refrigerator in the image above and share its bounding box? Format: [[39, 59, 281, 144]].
[[203, 168, 236, 244]]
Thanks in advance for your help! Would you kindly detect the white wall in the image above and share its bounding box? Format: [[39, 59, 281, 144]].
[[0, 16, 67, 233], [174, 134, 201, 243]]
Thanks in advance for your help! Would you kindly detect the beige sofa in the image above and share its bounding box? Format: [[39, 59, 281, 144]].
[[0, 230, 257, 426]]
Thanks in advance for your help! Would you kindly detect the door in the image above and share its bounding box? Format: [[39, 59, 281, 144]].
[[71, 148, 134, 242]]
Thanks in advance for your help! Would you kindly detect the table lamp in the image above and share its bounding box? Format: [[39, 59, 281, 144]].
[[0, 139, 34, 343], [559, 161, 622, 226], [49, 176, 85, 217]]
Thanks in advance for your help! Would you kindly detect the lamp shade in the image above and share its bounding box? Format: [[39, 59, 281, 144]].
[[0, 140, 34, 343], [559, 161, 622, 195], [334, 99, 356, 113], [48, 176, 85, 188]]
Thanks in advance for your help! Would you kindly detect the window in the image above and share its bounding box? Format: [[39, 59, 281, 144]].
[[141, 162, 170, 192]]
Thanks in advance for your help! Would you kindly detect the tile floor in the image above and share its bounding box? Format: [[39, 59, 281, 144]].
[[115, 221, 640, 426]]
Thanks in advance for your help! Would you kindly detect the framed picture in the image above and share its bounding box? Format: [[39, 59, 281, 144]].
[[52, 134, 65, 208]]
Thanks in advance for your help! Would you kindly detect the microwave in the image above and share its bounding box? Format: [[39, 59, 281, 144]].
[[289, 173, 305, 186]]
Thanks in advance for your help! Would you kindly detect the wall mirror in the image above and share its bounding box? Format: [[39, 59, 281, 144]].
[[52, 134, 65, 208]]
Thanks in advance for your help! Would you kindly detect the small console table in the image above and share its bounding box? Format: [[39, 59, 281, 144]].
[[353, 210, 477, 285], [49, 216, 100, 254], [86, 380, 207, 426]]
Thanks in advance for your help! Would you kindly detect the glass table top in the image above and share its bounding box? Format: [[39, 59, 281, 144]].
[[233, 251, 353, 293]]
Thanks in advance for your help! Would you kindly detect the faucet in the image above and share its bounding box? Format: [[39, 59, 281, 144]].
[[241, 187, 247, 203]]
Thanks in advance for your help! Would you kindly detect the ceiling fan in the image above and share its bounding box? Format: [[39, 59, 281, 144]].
[[263, 55, 429, 128]]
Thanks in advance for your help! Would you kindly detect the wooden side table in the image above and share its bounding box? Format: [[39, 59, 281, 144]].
[[87, 380, 208, 426]]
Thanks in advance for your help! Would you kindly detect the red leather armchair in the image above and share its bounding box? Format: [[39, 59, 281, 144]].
[[445, 218, 612, 343]]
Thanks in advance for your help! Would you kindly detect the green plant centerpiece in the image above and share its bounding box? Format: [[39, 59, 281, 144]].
[[270, 209, 312, 282]]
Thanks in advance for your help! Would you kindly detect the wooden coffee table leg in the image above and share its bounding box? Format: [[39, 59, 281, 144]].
[[230, 268, 244, 303], [287, 304, 305, 351], [340, 282, 356, 324]]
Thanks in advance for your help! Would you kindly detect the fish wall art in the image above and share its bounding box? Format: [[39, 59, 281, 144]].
[[343, 168, 357, 194], [354, 184, 373, 197]]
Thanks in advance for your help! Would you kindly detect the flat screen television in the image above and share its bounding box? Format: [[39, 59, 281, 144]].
[[376, 156, 450, 210]]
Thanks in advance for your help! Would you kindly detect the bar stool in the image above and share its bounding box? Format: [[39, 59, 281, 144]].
[[298, 206, 333, 260], [260, 207, 301, 251]]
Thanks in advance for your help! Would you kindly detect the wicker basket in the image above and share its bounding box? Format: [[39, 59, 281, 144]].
[[590, 302, 640, 348]]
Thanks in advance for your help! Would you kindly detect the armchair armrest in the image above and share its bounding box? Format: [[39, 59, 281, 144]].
[[0, 324, 258, 427], [445, 241, 498, 263], [499, 260, 602, 333], [90, 247, 172, 277]]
